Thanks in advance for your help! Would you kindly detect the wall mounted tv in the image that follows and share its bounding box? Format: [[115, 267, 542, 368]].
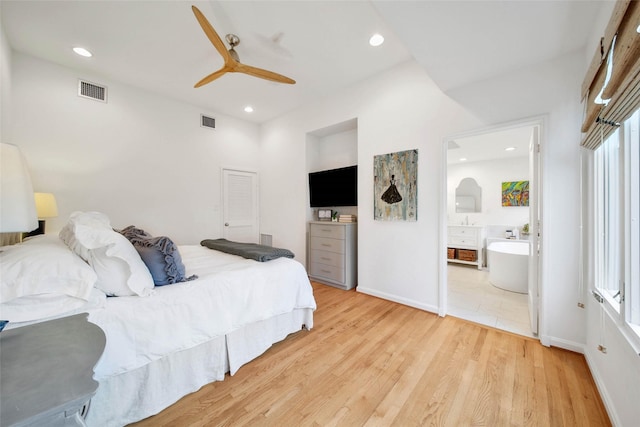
[[309, 165, 358, 207]]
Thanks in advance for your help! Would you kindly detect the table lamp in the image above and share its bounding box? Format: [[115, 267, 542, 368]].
[[32, 192, 58, 235]]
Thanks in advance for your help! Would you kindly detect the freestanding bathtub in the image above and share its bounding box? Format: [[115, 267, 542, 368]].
[[487, 240, 529, 293]]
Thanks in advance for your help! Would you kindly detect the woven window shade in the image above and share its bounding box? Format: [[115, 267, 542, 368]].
[[581, 0, 640, 150]]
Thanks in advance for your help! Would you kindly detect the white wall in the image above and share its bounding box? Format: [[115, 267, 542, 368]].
[[585, 297, 640, 427], [10, 52, 260, 244], [308, 128, 358, 172], [0, 13, 11, 143], [448, 156, 529, 229], [261, 60, 482, 311]]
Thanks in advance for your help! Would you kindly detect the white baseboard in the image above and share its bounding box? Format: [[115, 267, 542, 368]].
[[356, 287, 439, 315], [584, 348, 621, 427]]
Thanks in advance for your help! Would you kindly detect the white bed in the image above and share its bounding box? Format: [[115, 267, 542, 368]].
[[0, 213, 316, 427]]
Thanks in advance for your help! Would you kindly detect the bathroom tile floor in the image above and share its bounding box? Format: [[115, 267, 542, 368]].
[[447, 263, 535, 338]]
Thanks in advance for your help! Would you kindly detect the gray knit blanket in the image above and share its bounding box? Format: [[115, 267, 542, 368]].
[[200, 238, 295, 262]]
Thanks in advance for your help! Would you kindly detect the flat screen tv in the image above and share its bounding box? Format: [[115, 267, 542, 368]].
[[309, 165, 357, 207]]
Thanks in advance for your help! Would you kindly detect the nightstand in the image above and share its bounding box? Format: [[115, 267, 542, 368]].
[[0, 313, 106, 427]]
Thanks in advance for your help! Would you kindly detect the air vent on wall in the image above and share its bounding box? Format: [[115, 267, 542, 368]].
[[78, 79, 107, 102], [260, 234, 273, 247], [201, 114, 216, 129]]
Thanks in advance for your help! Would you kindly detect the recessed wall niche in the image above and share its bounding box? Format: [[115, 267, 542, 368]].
[[306, 118, 358, 220]]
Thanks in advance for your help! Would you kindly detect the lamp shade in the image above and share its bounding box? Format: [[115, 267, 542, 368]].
[[0, 143, 38, 232], [34, 193, 58, 219]]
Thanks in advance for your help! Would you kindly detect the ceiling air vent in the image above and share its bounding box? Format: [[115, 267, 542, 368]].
[[201, 114, 216, 130], [78, 79, 107, 103]]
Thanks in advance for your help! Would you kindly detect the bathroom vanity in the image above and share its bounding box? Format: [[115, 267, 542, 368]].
[[447, 225, 486, 269]]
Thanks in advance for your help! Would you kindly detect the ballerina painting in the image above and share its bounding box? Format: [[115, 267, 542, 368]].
[[374, 149, 418, 221], [381, 175, 403, 204]]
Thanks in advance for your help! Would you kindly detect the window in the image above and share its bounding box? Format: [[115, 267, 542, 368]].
[[593, 109, 640, 341], [625, 110, 640, 333], [594, 127, 621, 309]]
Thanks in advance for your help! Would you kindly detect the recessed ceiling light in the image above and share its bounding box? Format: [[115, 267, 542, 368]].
[[459, 157, 467, 162], [505, 147, 516, 151], [73, 47, 92, 57], [369, 34, 384, 47], [244, 106, 254, 113]]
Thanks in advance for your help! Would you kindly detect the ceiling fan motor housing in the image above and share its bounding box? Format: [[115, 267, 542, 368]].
[[226, 34, 241, 62], [225, 34, 240, 47]]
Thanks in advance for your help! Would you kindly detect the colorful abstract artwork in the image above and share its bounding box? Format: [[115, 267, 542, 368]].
[[374, 149, 418, 221], [502, 180, 529, 207]]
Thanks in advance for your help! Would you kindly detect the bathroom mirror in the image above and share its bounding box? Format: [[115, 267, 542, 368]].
[[455, 177, 481, 213]]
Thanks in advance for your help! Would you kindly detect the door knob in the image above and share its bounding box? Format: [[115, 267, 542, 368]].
[[225, 223, 229, 226]]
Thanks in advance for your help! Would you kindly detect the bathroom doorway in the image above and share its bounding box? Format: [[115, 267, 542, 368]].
[[440, 118, 542, 338]]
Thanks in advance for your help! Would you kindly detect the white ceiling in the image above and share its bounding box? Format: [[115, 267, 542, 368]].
[[1, 1, 604, 124], [374, 0, 605, 92], [447, 125, 534, 165]]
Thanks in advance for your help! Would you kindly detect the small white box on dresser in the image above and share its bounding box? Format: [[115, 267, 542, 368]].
[[308, 221, 357, 290]]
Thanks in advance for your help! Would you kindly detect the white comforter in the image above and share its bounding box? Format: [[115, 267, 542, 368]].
[[88, 245, 316, 380]]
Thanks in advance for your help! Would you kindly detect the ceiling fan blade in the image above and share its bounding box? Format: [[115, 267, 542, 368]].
[[235, 63, 296, 85], [194, 67, 229, 88], [191, 5, 231, 63], [191, 5, 294, 87]]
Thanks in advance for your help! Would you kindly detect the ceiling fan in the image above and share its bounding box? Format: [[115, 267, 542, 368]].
[[191, 5, 296, 87]]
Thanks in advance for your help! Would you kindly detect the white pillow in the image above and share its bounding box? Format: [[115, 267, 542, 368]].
[[59, 211, 154, 297], [0, 235, 96, 304], [58, 211, 111, 262]]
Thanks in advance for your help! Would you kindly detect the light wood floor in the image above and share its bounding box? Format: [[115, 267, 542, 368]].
[[131, 282, 610, 426]]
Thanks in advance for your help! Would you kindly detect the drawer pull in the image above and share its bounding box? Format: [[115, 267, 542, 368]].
[[321, 257, 331, 261], [321, 244, 331, 247], [321, 269, 332, 274]]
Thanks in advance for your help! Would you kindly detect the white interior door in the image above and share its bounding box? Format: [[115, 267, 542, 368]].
[[528, 127, 541, 335], [222, 169, 259, 243]]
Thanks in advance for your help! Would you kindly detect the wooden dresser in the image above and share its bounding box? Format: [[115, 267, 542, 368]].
[[308, 221, 357, 290]]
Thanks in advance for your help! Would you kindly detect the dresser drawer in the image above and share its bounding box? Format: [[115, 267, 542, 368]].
[[310, 224, 346, 240], [448, 227, 479, 239], [309, 262, 345, 283], [310, 236, 345, 254], [310, 249, 345, 268], [447, 236, 477, 247]]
